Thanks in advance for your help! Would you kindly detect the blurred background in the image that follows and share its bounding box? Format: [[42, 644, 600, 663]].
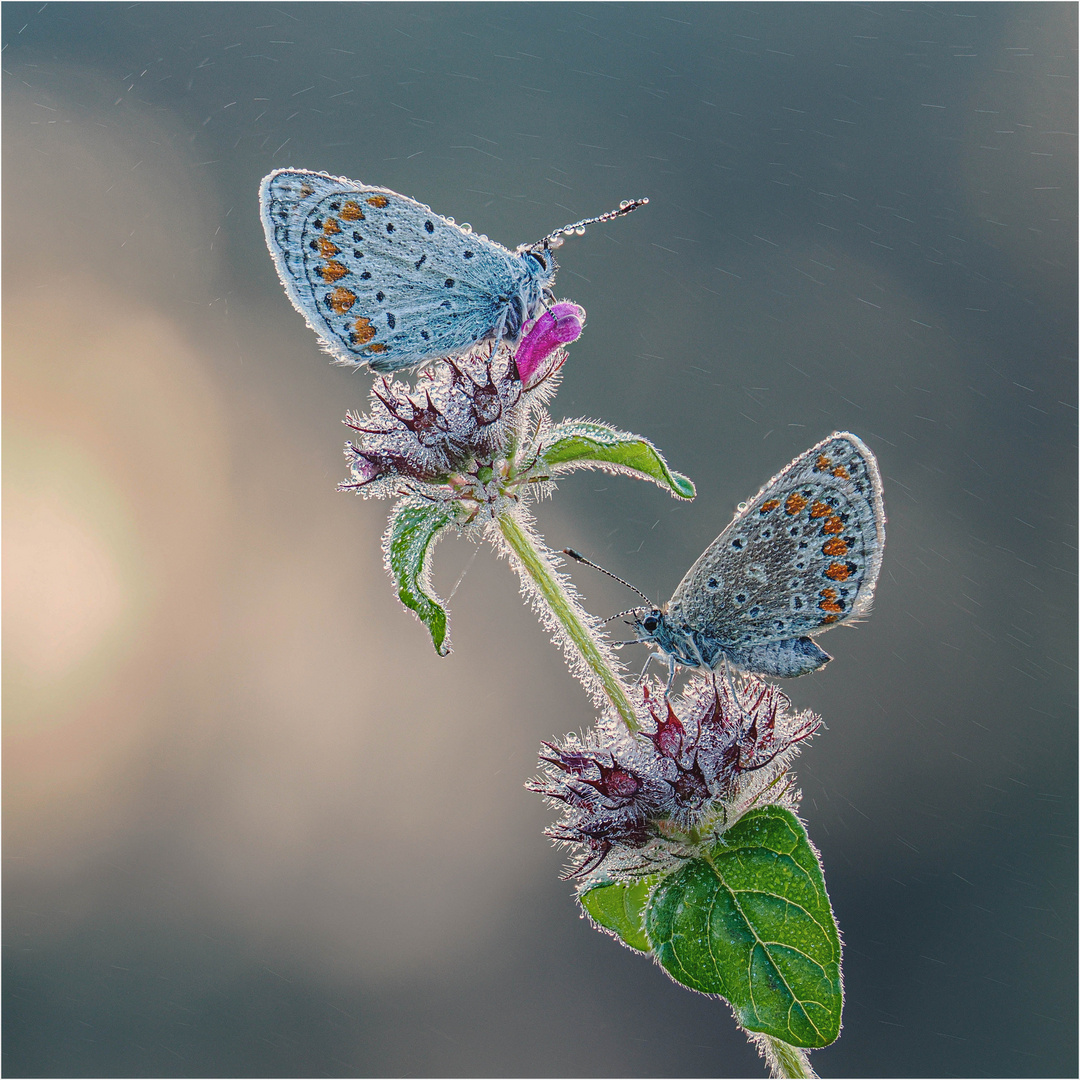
[[3, 3, 1075, 1076]]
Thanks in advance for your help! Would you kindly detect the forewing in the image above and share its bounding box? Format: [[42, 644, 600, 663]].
[[668, 432, 885, 647], [259, 169, 524, 372]]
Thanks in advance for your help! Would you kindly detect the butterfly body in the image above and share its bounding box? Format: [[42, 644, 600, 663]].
[[259, 169, 644, 373], [632, 432, 885, 683]]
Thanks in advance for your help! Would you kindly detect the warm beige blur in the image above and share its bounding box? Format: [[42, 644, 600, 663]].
[[3, 80, 585, 982], [5, 284, 229, 838]]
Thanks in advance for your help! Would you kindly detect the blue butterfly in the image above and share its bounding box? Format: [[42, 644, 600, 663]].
[[567, 433, 886, 687], [259, 169, 647, 373]]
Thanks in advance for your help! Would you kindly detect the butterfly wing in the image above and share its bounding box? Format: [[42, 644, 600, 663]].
[[259, 169, 535, 373], [667, 432, 885, 652]]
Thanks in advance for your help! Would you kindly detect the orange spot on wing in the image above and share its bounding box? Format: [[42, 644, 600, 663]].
[[351, 316, 376, 344], [785, 492, 808, 515], [760, 498, 781, 514], [317, 237, 340, 257], [366, 195, 389, 208], [816, 454, 832, 471], [818, 588, 844, 614], [340, 201, 365, 221], [319, 261, 349, 283], [825, 562, 851, 581], [821, 614, 840, 624], [809, 500, 831, 518], [832, 464, 850, 479], [322, 217, 341, 235], [367, 343, 388, 353], [822, 515, 844, 535], [329, 288, 357, 314], [823, 537, 849, 556]]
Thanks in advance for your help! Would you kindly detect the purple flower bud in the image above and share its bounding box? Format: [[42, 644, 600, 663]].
[[514, 302, 585, 386], [580, 763, 642, 803], [672, 768, 709, 809], [341, 445, 390, 489], [530, 672, 821, 880], [643, 687, 687, 760]]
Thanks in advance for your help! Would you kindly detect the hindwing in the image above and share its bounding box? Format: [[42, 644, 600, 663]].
[[667, 433, 885, 648], [260, 170, 539, 372]]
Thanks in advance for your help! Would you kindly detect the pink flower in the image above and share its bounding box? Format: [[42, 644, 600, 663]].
[[514, 303, 585, 386]]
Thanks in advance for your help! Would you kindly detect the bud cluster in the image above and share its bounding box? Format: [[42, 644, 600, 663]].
[[531, 673, 820, 881], [340, 304, 584, 525]]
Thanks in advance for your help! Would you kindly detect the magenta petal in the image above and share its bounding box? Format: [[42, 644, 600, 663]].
[[514, 302, 585, 385]]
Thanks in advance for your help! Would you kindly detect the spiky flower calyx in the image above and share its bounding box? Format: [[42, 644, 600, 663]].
[[340, 303, 584, 526], [531, 672, 820, 882]]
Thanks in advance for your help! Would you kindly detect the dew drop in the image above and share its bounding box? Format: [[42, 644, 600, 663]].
[[737, 500, 749, 513], [446, 216, 455, 225], [461, 223, 472, 233]]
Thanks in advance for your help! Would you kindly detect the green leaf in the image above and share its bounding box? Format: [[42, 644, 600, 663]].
[[386, 499, 453, 656], [579, 876, 658, 953], [645, 806, 842, 1048], [542, 421, 695, 499]]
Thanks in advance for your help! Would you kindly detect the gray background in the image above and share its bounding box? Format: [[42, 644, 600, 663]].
[[4, 3, 1075, 1076]]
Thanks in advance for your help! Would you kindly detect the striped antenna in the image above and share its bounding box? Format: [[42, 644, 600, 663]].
[[561, 548, 653, 606], [535, 198, 649, 251]]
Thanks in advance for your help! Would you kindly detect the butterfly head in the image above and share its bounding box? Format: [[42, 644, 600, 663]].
[[628, 605, 707, 673], [629, 606, 670, 650], [521, 245, 559, 288]]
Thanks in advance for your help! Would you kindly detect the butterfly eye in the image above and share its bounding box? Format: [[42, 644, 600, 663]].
[[642, 615, 659, 633]]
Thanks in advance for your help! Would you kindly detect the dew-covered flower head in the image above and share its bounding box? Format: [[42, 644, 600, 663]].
[[340, 302, 584, 520], [530, 672, 820, 882]]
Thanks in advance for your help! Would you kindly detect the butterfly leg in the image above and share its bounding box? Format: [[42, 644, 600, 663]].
[[664, 654, 679, 695], [637, 651, 657, 683], [489, 309, 508, 353], [637, 651, 679, 695]]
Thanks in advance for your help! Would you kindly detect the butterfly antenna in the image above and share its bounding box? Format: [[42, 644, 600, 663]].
[[536, 198, 649, 250], [602, 607, 645, 626], [561, 548, 653, 605]]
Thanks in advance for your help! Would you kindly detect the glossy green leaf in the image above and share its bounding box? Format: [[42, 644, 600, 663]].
[[542, 421, 695, 499], [645, 806, 842, 1048], [579, 876, 658, 953], [386, 499, 453, 655]]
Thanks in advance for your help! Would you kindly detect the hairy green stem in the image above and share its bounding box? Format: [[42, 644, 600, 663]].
[[765, 1036, 816, 1079], [497, 511, 639, 733]]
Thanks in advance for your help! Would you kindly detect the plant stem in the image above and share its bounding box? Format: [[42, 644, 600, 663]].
[[765, 1037, 816, 1079], [497, 511, 639, 733]]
